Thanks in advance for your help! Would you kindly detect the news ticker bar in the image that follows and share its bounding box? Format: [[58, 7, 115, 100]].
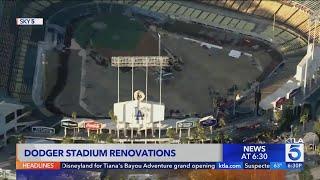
[[16, 162, 303, 170], [17, 143, 304, 163]]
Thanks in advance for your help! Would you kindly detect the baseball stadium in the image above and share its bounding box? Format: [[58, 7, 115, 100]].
[[1, 0, 320, 179], [0, 0, 319, 138], [0, 0, 320, 140], [1, 0, 319, 117]]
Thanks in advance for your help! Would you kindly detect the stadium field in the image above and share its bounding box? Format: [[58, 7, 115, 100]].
[[74, 14, 146, 51]]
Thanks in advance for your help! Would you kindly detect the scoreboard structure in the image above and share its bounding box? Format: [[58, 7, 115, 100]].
[[113, 90, 165, 139]]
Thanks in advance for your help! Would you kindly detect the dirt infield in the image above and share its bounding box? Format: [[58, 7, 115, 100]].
[[48, 12, 279, 116], [81, 33, 274, 115]]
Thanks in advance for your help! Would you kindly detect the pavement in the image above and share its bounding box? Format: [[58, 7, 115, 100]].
[[0, 143, 16, 171], [310, 166, 320, 180]]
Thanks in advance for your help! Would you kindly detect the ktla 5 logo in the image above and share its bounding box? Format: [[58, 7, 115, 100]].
[[285, 144, 304, 162]]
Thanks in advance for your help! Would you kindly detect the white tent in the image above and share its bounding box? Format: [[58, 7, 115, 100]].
[[228, 50, 241, 59]]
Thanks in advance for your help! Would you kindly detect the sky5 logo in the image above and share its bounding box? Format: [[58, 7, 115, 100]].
[[285, 144, 304, 162]]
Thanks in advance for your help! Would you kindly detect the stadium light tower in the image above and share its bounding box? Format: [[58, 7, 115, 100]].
[[158, 32, 162, 139], [312, 18, 318, 60], [304, 19, 312, 95], [158, 33, 162, 104], [146, 58, 148, 103], [272, 14, 275, 42], [113, 56, 169, 101], [118, 62, 120, 102], [112, 56, 169, 140], [304, 12, 320, 95], [132, 55, 134, 100]]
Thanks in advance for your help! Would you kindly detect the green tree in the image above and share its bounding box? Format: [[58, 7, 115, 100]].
[[179, 137, 189, 144], [191, 122, 207, 143], [274, 110, 282, 123], [198, 127, 206, 144], [108, 110, 117, 123], [313, 121, 320, 136], [316, 144, 320, 155], [213, 132, 231, 143], [106, 135, 114, 143], [299, 165, 313, 180], [293, 126, 299, 137], [88, 134, 94, 142], [223, 134, 232, 143], [213, 133, 223, 143], [218, 116, 226, 128], [108, 110, 118, 138], [300, 112, 309, 131], [166, 128, 176, 139], [71, 111, 77, 119], [61, 137, 73, 144], [94, 133, 105, 143], [17, 135, 25, 143], [262, 130, 272, 139], [103, 176, 111, 180]]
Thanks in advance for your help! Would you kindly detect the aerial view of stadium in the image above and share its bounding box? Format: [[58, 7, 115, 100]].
[[0, 0, 320, 179]]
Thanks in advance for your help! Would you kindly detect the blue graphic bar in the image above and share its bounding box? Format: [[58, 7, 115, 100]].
[[286, 162, 303, 170], [223, 144, 286, 162], [270, 162, 287, 169]]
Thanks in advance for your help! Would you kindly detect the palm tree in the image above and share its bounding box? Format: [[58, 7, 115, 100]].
[[198, 130, 206, 144], [197, 124, 206, 143], [191, 122, 207, 143], [106, 135, 114, 143], [213, 133, 222, 143], [94, 134, 107, 143], [223, 134, 232, 143], [61, 137, 73, 144], [71, 111, 77, 119], [274, 110, 282, 123], [218, 116, 226, 128], [108, 110, 118, 138], [17, 135, 25, 143], [108, 110, 117, 122], [313, 121, 320, 136], [293, 126, 299, 137], [300, 112, 308, 131]]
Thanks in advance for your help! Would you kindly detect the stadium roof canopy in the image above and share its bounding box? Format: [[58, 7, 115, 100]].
[[0, 101, 24, 116], [291, 0, 320, 13]]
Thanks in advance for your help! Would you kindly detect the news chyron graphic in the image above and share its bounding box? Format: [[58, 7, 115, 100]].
[[15, 143, 304, 173]]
